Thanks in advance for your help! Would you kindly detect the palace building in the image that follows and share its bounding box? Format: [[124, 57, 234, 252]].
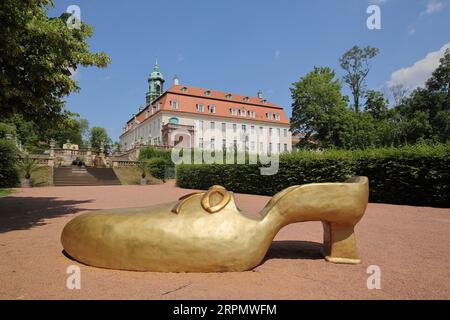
[[119, 62, 292, 153]]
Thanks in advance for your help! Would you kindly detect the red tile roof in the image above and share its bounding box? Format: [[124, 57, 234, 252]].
[[125, 85, 290, 128]]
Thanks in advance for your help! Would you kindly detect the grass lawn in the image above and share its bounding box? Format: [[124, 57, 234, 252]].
[[0, 188, 15, 197], [18, 166, 53, 187], [113, 166, 162, 185]]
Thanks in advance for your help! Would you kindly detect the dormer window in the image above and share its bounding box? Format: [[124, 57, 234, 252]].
[[262, 99, 267, 104], [204, 90, 211, 96], [243, 96, 250, 102], [275, 113, 280, 121], [266, 112, 273, 120], [248, 110, 255, 118], [208, 105, 216, 113], [230, 108, 238, 116], [170, 100, 178, 110], [240, 109, 246, 117], [225, 94, 232, 100], [181, 87, 188, 92], [196, 104, 205, 112]]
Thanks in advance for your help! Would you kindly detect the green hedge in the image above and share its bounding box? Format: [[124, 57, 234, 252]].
[[176, 144, 450, 207], [0, 139, 19, 188]]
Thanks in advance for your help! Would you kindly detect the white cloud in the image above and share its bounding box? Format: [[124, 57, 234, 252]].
[[387, 43, 450, 89], [408, 26, 416, 35], [423, 0, 445, 15]]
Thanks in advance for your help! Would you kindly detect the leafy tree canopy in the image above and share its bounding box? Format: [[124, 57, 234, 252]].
[[339, 45, 379, 113], [0, 0, 111, 130], [89, 126, 112, 155]]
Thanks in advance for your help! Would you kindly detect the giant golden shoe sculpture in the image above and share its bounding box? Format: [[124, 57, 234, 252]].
[[61, 176, 369, 272]]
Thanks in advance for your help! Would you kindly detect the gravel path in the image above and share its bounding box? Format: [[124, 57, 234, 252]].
[[0, 181, 449, 299]]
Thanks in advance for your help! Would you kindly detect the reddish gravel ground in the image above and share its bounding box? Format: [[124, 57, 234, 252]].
[[0, 181, 449, 300]]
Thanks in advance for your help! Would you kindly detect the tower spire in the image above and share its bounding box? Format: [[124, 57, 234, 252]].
[[145, 59, 165, 107]]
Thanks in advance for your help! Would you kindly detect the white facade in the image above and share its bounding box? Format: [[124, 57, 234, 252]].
[[120, 111, 292, 154]]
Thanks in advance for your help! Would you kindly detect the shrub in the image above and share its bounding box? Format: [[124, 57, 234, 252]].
[[176, 144, 450, 207], [138, 146, 172, 161], [0, 139, 19, 187], [17, 155, 39, 179], [147, 158, 171, 182]]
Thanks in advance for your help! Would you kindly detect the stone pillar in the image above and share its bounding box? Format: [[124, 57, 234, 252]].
[[48, 139, 55, 167], [99, 142, 105, 157]]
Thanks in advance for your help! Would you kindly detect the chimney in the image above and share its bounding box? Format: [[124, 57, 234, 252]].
[[257, 90, 263, 99], [173, 75, 179, 86]]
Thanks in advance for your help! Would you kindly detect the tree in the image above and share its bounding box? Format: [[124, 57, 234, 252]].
[[364, 90, 389, 119], [395, 49, 450, 144], [1, 112, 89, 150], [89, 126, 112, 154], [290, 66, 350, 148], [0, 0, 111, 130], [339, 46, 379, 113], [389, 84, 409, 106]]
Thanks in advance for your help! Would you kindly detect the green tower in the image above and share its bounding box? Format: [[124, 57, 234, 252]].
[[146, 60, 165, 107]]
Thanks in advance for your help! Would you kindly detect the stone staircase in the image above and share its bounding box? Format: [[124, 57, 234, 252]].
[[53, 167, 121, 186]]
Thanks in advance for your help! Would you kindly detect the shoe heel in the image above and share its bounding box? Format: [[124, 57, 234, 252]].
[[322, 222, 361, 264]]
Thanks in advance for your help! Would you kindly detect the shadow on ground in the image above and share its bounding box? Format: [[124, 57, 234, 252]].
[[263, 240, 323, 262], [0, 196, 92, 233]]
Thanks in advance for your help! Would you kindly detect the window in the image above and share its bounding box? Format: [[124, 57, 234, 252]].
[[210, 138, 215, 149], [259, 142, 263, 152], [251, 141, 255, 151], [230, 108, 238, 116], [196, 104, 205, 112], [275, 113, 280, 121], [222, 139, 226, 148], [269, 128, 273, 136], [155, 103, 160, 111], [232, 123, 237, 133], [208, 105, 216, 113], [240, 109, 246, 117], [233, 140, 237, 148], [251, 125, 255, 134], [169, 117, 179, 124], [266, 112, 273, 120], [243, 97, 250, 102], [181, 87, 188, 92], [170, 100, 178, 110], [249, 110, 255, 118], [277, 128, 280, 136], [226, 94, 232, 100], [269, 143, 273, 154], [204, 90, 211, 96], [242, 124, 246, 132], [277, 143, 281, 153], [259, 127, 263, 135], [221, 122, 226, 132], [199, 138, 203, 149], [198, 120, 204, 130], [262, 99, 267, 104], [210, 121, 215, 130], [284, 143, 288, 152], [283, 128, 287, 137]]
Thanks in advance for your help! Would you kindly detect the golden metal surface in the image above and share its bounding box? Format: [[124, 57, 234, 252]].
[[61, 176, 369, 272]]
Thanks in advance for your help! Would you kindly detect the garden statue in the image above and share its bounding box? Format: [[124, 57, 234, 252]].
[[61, 176, 369, 272]]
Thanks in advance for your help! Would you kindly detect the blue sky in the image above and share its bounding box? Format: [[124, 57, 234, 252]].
[[49, 0, 450, 141]]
